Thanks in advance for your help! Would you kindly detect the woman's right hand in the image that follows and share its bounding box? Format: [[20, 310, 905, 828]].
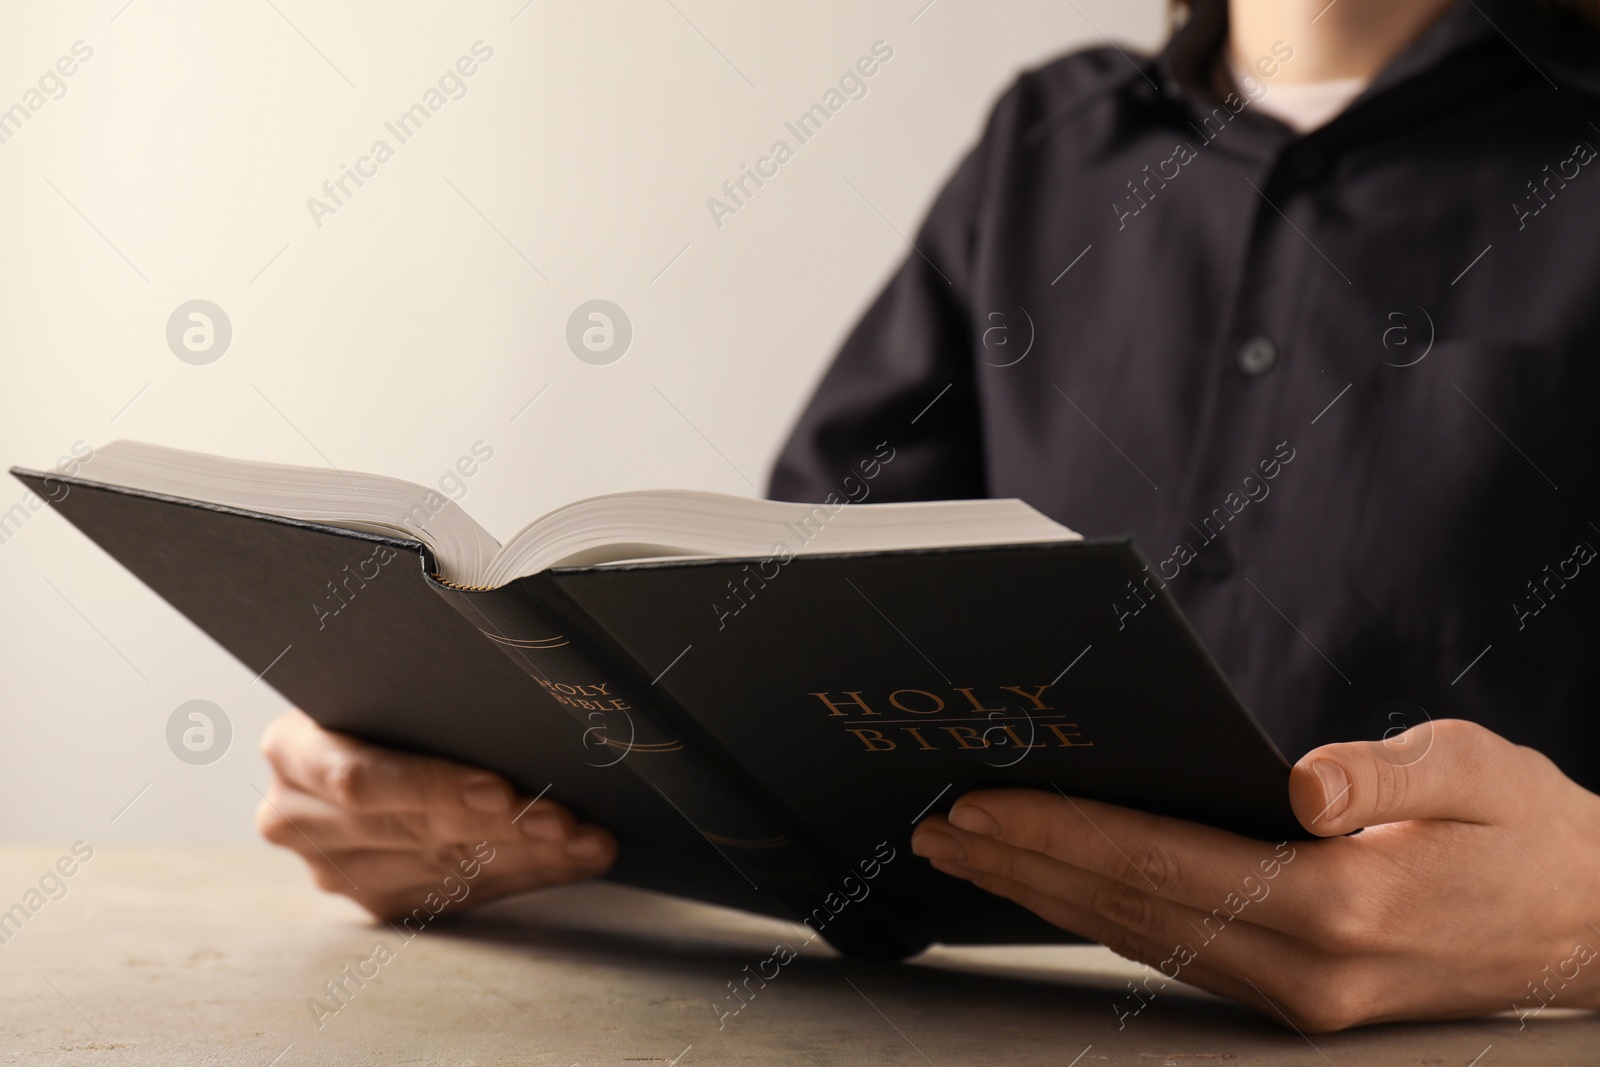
[[255, 707, 616, 920]]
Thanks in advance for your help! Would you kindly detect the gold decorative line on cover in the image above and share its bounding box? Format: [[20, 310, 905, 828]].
[[594, 738, 684, 753], [479, 630, 570, 649], [702, 832, 791, 849]]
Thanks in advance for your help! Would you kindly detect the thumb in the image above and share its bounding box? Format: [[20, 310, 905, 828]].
[[1288, 719, 1515, 836]]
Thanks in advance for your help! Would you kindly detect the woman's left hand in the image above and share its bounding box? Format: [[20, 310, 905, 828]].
[[912, 719, 1600, 1032]]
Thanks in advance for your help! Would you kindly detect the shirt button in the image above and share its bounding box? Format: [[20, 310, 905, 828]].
[[1237, 336, 1278, 375]]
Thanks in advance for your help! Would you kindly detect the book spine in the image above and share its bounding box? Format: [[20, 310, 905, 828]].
[[429, 574, 917, 958]]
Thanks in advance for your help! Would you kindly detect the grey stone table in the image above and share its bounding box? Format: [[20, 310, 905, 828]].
[[0, 847, 1593, 1065]]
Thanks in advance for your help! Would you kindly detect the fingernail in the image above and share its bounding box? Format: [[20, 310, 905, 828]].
[[564, 835, 608, 863], [911, 829, 965, 863], [1311, 760, 1350, 821], [519, 814, 567, 842], [462, 780, 510, 813], [948, 804, 1000, 837]]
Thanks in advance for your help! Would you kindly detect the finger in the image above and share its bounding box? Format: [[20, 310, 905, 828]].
[[1288, 718, 1525, 836], [914, 818, 1305, 974], [290, 847, 511, 918], [261, 709, 517, 815], [918, 834, 1371, 1032], [923, 854, 1192, 971], [922, 856, 1292, 1024], [255, 786, 582, 852], [935, 790, 1314, 933], [293, 837, 616, 920]]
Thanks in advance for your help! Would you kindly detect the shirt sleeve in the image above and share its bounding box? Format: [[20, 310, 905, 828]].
[[766, 109, 997, 505]]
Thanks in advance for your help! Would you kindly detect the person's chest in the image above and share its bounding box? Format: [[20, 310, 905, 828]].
[[964, 72, 1600, 763]]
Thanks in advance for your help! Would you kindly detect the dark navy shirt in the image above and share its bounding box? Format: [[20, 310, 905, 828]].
[[770, 0, 1600, 788]]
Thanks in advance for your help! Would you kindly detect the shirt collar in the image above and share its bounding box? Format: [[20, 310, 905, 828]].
[[1156, 0, 1600, 107]]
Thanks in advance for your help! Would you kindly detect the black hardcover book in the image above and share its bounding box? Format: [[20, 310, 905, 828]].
[[12, 442, 1303, 956]]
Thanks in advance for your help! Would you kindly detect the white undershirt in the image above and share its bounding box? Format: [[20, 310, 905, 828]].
[[1226, 52, 1370, 134]]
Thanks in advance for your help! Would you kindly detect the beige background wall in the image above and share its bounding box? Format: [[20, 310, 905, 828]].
[[0, 0, 1166, 844]]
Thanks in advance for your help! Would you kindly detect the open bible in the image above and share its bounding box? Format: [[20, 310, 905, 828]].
[[13, 441, 1303, 957]]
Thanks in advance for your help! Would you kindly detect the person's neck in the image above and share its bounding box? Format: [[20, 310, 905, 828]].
[[1230, 0, 1458, 83]]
